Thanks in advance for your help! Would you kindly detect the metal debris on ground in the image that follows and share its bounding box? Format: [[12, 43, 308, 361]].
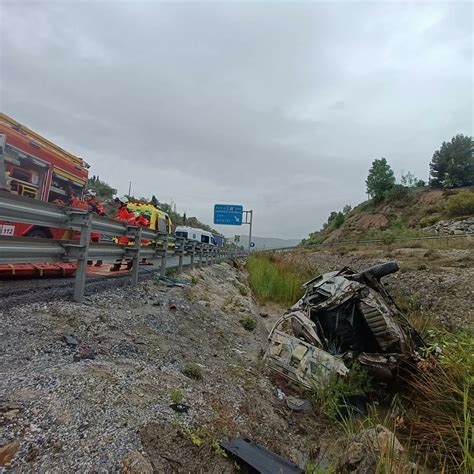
[[264, 262, 425, 387], [73, 345, 96, 362], [276, 388, 286, 401], [219, 438, 302, 474], [156, 276, 192, 287], [64, 335, 79, 346], [169, 403, 189, 413], [285, 396, 312, 412]]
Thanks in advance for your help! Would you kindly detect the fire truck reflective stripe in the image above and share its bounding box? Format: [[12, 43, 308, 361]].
[[53, 167, 87, 186]]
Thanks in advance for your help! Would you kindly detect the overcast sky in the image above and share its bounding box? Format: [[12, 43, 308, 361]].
[[1, 1, 472, 239]]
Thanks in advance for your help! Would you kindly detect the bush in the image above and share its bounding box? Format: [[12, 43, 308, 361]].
[[182, 363, 203, 380], [384, 184, 411, 202], [445, 190, 474, 216], [240, 314, 256, 331], [311, 363, 371, 420]]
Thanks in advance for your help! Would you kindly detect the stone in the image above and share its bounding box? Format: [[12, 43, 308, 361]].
[[338, 425, 406, 473], [0, 440, 20, 466], [121, 450, 153, 474], [4, 409, 20, 421]]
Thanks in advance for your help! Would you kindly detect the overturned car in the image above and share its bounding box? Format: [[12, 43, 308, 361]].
[[264, 262, 424, 387]]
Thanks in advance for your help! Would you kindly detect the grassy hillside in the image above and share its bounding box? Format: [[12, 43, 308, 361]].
[[302, 186, 474, 246]]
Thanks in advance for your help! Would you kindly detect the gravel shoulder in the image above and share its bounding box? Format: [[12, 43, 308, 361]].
[[1, 261, 336, 472]]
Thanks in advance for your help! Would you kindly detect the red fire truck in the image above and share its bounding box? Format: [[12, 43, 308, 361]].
[[0, 112, 89, 239]]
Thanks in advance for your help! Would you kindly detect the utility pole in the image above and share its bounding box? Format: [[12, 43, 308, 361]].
[[128, 181, 132, 197], [248, 209, 253, 253]]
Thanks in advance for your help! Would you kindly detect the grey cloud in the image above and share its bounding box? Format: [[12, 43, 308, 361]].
[[1, 0, 472, 239]]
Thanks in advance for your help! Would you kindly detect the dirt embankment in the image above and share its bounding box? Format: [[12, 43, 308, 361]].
[[302, 248, 474, 332], [0, 262, 336, 472]]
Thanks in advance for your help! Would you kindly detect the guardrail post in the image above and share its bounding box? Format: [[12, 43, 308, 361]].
[[73, 213, 92, 303], [190, 242, 196, 269], [177, 238, 185, 274], [206, 244, 210, 265], [160, 234, 168, 277], [130, 226, 142, 286], [199, 244, 203, 267]]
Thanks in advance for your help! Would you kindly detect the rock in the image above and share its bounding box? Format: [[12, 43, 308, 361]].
[[338, 425, 406, 473], [0, 440, 20, 466], [121, 450, 153, 474], [285, 396, 312, 412], [4, 409, 20, 421], [64, 335, 79, 346]]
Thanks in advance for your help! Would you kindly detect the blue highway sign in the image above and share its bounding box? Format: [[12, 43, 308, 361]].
[[214, 204, 243, 225]]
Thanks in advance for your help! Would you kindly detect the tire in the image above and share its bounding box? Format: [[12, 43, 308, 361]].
[[26, 228, 51, 239]]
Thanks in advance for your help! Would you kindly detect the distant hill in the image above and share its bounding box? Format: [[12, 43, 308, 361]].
[[233, 235, 301, 250], [302, 186, 474, 246]]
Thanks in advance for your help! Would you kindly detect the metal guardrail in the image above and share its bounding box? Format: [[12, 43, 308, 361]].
[[0, 191, 246, 302]]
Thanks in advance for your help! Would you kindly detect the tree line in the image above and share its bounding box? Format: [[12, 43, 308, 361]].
[[367, 134, 473, 202]]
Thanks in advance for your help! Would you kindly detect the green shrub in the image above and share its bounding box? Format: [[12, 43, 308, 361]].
[[240, 314, 256, 331], [384, 184, 411, 202], [170, 389, 183, 403], [182, 363, 203, 380], [445, 190, 474, 216], [311, 363, 371, 420]]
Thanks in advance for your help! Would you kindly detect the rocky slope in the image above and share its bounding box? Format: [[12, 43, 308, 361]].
[[0, 262, 338, 472]]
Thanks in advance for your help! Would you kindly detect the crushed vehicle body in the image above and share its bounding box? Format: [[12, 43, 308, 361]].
[[264, 262, 424, 387]]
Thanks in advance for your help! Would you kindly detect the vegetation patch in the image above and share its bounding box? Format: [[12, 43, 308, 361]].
[[239, 314, 256, 331], [246, 252, 313, 305], [182, 363, 203, 380]]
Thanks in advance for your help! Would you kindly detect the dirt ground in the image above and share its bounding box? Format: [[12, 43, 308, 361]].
[[0, 262, 337, 473]]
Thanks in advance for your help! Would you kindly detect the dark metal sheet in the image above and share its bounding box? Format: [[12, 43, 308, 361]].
[[220, 438, 302, 474]]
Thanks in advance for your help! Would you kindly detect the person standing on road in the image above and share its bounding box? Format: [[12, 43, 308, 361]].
[[84, 190, 105, 267], [110, 196, 136, 271]]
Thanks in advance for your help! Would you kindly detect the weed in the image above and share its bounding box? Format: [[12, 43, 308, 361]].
[[311, 363, 371, 420], [240, 314, 257, 331], [191, 276, 199, 285], [246, 252, 313, 305], [305, 463, 334, 474], [170, 388, 183, 404], [181, 427, 203, 447], [182, 363, 203, 380], [211, 440, 228, 458], [238, 285, 248, 296]]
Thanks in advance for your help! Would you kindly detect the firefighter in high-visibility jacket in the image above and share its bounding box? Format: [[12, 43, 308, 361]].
[[84, 190, 105, 267], [134, 210, 151, 264], [111, 196, 136, 271]]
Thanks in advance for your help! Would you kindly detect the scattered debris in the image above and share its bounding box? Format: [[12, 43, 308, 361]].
[[64, 335, 79, 346], [265, 262, 424, 387], [220, 438, 302, 474], [169, 303, 177, 311], [169, 403, 189, 413], [276, 388, 286, 401], [73, 345, 96, 362], [285, 396, 312, 412], [157, 276, 192, 287]]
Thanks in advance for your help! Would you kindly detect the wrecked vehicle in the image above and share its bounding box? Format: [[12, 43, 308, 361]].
[[264, 262, 424, 387]]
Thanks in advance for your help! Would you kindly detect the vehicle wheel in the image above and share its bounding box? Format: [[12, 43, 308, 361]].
[[26, 228, 51, 239]]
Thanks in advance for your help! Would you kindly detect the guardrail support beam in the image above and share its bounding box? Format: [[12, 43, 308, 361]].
[[73, 213, 92, 303], [160, 235, 168, 277], [130, 226, 142, 286], [190, 242, 196, 269]]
